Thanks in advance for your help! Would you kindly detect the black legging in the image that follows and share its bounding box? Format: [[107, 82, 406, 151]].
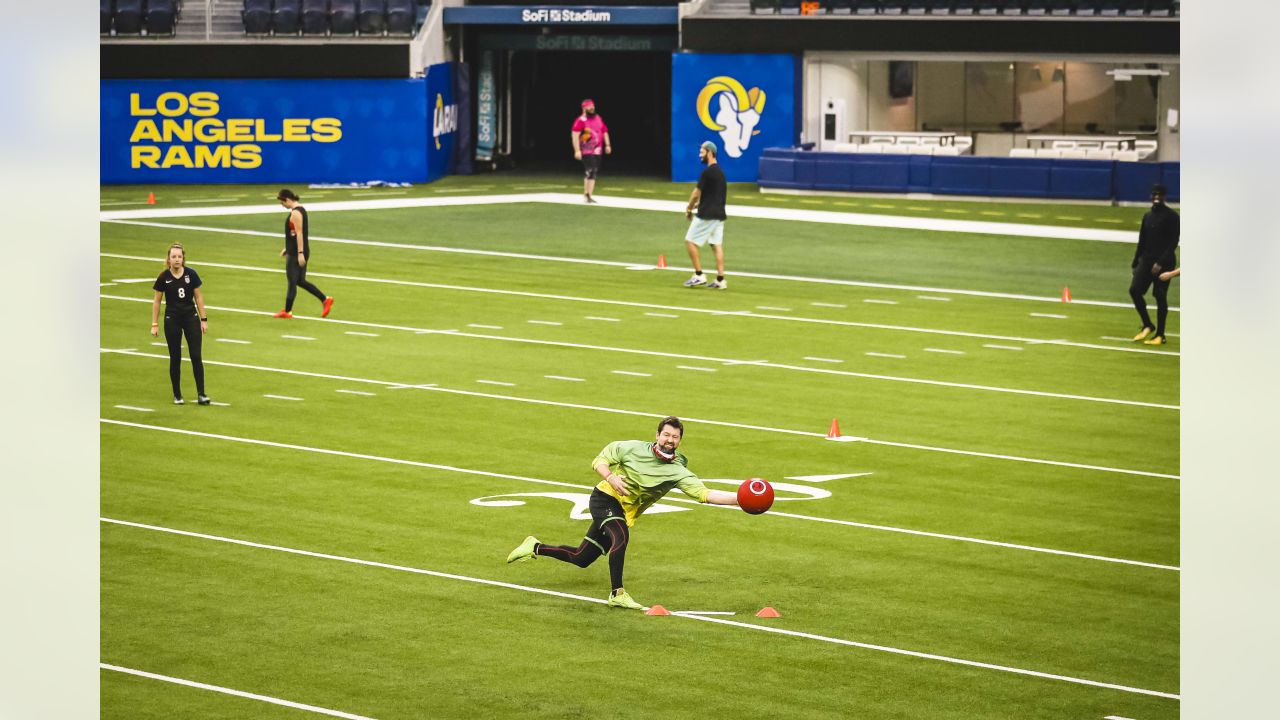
[[1129, 264, 1172, 337], [164, 309, 204, 398], [285, 254, 326, 312], [535, 490, 631, 591]]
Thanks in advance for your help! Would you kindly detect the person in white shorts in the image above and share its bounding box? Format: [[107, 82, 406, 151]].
[[683, 141, 728, 290]]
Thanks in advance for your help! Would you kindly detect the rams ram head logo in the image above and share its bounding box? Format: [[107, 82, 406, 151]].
[[696, 76, 767, 159]]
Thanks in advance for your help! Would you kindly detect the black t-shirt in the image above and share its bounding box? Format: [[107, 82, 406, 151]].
[[284, 206, 310, 257], [696, 163, 727, 221], [153, 267, 201, 313]]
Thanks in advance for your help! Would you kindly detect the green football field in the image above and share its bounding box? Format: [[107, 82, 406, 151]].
[[99, 177, 1179, 719]]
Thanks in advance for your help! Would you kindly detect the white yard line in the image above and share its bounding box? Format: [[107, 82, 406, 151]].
[[335, 389, 376, 397], [585, 316, 621, 322], [467, 324, 503, 330], [611, 370, 652, 377], [756, 305, 791, 311], [866, 352, 907, 359], [100, 664, 377, 720], [983, 344, 1026, 351], [527, 320, 562, 326], [100, 517, 1180, 701], [179, 198, 246, 204], [100, 294, 1179, 410], [263, 394, 303, 401], [803, 357, 844, 364], [113, 405, 153, 413], [924, 348, 966, 355], [644, 312, 679, 318], [476, 380, 516, 387], [544, 375, 585, 382], [344, 331, 380, 337], [216, 338, 252, 345], [1030, 313, 1069, 319], [100, 221, 1165, 311], [677, 365, 717, 372], [99, 362, 1178, 482], [282, 335, 316, 341], [864, 299, 899, 305], [810, 302, 846, 308], [917, 296, 952, 302]]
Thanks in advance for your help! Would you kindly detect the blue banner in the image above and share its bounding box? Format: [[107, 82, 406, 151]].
[[670, 53, 796, 183], [426, 62, 460, 182], [476, 51, 497, 162], [100, 79, 429, 184]]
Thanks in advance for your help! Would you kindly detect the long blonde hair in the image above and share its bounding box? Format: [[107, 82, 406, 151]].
[[165, 242, 186, 271]]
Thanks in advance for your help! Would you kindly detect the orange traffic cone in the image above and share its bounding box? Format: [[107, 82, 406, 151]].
[[826, 418, 841, 439], [657, 254, 667, 269], [1061, 286, 1071, 303], [756, 607, 781, 618], [146, 192, 156, 205], [645, 604, 671, 616]]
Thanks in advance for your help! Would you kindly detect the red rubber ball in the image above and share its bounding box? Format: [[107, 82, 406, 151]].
[[737, 478, 774, 515]]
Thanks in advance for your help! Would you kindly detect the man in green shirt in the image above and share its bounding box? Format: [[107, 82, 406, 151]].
[[507, 416, 740, 609]]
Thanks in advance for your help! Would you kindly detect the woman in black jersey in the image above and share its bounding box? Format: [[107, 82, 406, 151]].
[[150, 243, 210, 405], [274, 188, 334, 319]]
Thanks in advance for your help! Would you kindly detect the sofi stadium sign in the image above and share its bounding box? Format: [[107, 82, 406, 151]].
[[521, 8, 611, 22]]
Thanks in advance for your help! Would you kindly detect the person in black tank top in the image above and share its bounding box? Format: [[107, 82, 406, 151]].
[[275, 188, 334, 319], [150, 243, 210, 405]]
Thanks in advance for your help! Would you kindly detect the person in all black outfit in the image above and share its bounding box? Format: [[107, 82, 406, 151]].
[[274, 189, 334, 319], [150, 243, 210, 405], [1129, 183, 1180, 345]]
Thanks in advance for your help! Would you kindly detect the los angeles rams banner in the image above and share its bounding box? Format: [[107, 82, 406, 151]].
[[670, 53, 796, 183], [101, 78, 442, 184]]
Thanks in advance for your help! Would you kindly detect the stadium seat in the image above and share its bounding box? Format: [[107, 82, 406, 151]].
[[833, 142, 860, 153], [1046, 0, 1075, 14], [1147, 0, 1174, 15], [823, 0, 854, 13], [302, 0, 330, 34], [1035, 148, 1062, 158], [752, 0, 780, 13], [1009, 148, 1036, 158], [144, 0, 177, 35], [952, 1, 977, 14], [908, 144, 936, 155], [1059, 149, 1088, 159], [1114, 150, 1140, 161], [857, 143, 886, 153], [386, 0, 415, 33], [1085, 149, 1115, 160], [778, 0, 802, 14], [934, 145, 961, 156], [1120, 0, 1147, 15], [358, 0, 388, 34], [330, 0, 357, 34], [101, 0, 114, 34], [114, 0, 144, 34], [243, 0, 271, 34], [274, 0, 302, 34]]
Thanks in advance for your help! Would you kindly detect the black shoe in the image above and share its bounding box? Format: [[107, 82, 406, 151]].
[[197, 395, 212, 405]]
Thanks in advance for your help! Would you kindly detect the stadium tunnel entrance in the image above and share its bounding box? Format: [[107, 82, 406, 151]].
[[453, 14, 677, 177]]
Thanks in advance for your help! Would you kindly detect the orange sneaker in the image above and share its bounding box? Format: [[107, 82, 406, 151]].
[[322, 297, 334, 318], [273, 310, 293, 319]]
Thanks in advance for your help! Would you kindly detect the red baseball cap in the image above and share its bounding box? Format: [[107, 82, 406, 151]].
[[581, 99, 595, 108]]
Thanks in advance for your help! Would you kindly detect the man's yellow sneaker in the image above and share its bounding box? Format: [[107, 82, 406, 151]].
[[607, 589, 644, 610], [1133, 327, 1154, 341], [1144, 335, 1166, 346], [506, 536, 539, 563]]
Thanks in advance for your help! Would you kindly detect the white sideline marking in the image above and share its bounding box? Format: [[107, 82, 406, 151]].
[[263, 394, 303, 401], [210, 401, 231, 407], [100, 282, 117, 287], [786, 473, 874, 482], [100, 221, 1169, 312], [527, 320, 562, 326], [756, 305, 791, 311], [644, 312, 679, 318], [467, 324, 503, 330], [826, 436, 864, 443], [100, 517, 1180, 700], [673, 611, 737, 616], [103, 292, 1177, 409], [585, 316, 621, 322], [864, 299, 899, 305], [811, 302, 846, 308], [99, 350, 1180, 478], [180, 198, 245, 204], [924, 348, 966, 355], [804, 356, 844, 364], [544, 375, 585, 382], [344, 331, 380, 337], [151, 342, 167, 347], [336, 389, 376, 397], [352, 191, 408, 197], [1101, 336, 1137, 342], [866, 352, 907, 359], [677, 365, 717, 372], [917, 295, 952, 302], [99, 201, 146, 206], [282, 335, 316, 341], [1104, 716, 1138, 719], [102, 254, 1182, 351], [100, 420, 1183, 565], [611, 370, 652, 377], [113, 405, 153, 413], [476, 380, 516, 387], [100, 663, 376, 720], [984, 344, 1025, 351], [1030, 313, 1069, 319], [110, 278, 155, 284], [216, 338, 251, 345]]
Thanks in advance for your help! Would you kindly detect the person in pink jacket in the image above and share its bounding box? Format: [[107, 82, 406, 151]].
[[571, 98, 611, 204]]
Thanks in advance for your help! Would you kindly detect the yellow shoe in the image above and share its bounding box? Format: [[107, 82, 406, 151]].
[[606, 589, 644, 610], [1133, 327, 1154, 341], [1144, 335, 1166, 346]]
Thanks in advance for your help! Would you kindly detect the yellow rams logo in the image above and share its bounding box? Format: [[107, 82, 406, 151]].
[[433, 93, 458, 150], [696, 76, 766, 160]]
